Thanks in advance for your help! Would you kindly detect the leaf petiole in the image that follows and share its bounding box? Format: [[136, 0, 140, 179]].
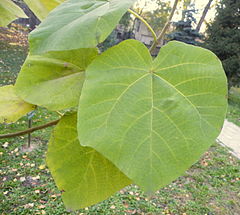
[[127, 9, 157, 44], [149, 0, 179, 54]]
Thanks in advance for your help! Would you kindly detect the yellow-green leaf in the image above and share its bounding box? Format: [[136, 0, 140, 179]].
[[47, 113, 131, 210], [15, 48, 98, 111], [29, 0, 136, 54], [24, 0, 64, 21], [0, 0, 27, 27], [0, 85, 35, 123], [78, 40, 228, 192]]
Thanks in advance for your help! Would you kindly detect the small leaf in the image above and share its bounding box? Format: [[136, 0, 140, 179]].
[[29, 0, 136, 54], [0, 85, 35, 123], [24, 0, 64, 21], [47, 113, 131, 210], [15, 48, 98, 111], [38, 164, 46, 170], [0, 0, 27, 27], [78, 40, 228, 192]]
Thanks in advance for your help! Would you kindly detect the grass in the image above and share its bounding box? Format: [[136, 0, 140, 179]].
[[1, 27, 240, 215], [1, 126, 240, 215], [227, 103, 240, 126], [227, 87, 240, 126], [229, 87, 240, 106], [0, 26, 28, 87]]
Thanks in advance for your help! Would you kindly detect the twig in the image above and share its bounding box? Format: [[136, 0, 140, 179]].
[[196, 0, 213, 32], [0, 119, 60, 139], [149, 0, 179, 54], [128, 9, 157, 44]]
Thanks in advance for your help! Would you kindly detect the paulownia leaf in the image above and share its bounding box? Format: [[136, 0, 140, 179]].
[[0, 85, 35, 123], [15, 48, 98, 111], [47, 113, 131, 210], [24, 0, 64, 21], [78, 40, 228, 192], [0, 0, 27, 27], [29, 0, 136, 54]]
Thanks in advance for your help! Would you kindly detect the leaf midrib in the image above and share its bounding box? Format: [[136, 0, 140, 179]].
[[97, 68, 218, 165]]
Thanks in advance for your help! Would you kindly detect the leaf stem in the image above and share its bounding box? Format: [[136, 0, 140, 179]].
[[128, 9, 157, 44], [149, 0, 179, 54], [56, 111, 64, 117], [0, 119, 60, 139]]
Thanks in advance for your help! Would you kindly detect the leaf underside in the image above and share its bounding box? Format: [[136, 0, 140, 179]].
[[47, 113, 131, 210], [0, 85, 35, 123], [0, 0, 27, 27], [29, 0, 136, 54], [15, 48, 98, 111], [78, 40, 228, 192]]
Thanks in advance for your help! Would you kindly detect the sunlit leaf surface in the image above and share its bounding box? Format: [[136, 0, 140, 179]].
[[0, 0, 27, 27], [24, 0, 64, 20], [0, 85, 35, 123], [29, 0, 136, 54], [47, 113, 131, 210], [78, 40, 228, 192], [15, 48, 98, 111]]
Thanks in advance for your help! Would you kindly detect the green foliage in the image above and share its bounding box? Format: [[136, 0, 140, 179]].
[[229, 87, 240, 106], [227, 87, 240, 126], [78, 39, 227, 193], [98, 11, 133, 52], [23, 0, 64, 20], [204, 0, 240, 87], [0, 0, 228, 211], [29, 0, 137, 54], [0, 0, 27, 27], [47, 113, 131, 210], [167, 5, 202, 45], [1, 118, 240, 214], [120, 11, 132, 27], [15, 48, 98, 111], [227, 102, 240, 126], [0, 85, 35, 123], [142, 0, 172, 32], [0, 27, 28, 86], [98, 30, 119, 52]]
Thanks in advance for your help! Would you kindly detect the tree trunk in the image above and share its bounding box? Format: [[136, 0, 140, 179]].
[[196, 0, 213, 32], [12, 0, 40, 31]]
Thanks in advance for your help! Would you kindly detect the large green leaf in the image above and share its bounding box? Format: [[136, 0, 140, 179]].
[[15, 48, 98, 111], [47, 113, 131, 210], [78, 40, 228, 192], [0, 85, 35, 123], [24, 0, 64, 20], [29, 0, 136, 54], [0, 0, 27, 27]]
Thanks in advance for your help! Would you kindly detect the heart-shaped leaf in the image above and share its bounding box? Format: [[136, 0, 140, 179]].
[[29, 0, 136, 54], [0, 85, 35, 123], [0, 0, 27, 27], [24, 0, 64, 21], [15, 48, 98, 111], [78, 40, 227, 192], [47, 113, 131, 210]]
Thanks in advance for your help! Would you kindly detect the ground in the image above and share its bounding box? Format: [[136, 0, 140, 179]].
[[0, 26, 240, 215]]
